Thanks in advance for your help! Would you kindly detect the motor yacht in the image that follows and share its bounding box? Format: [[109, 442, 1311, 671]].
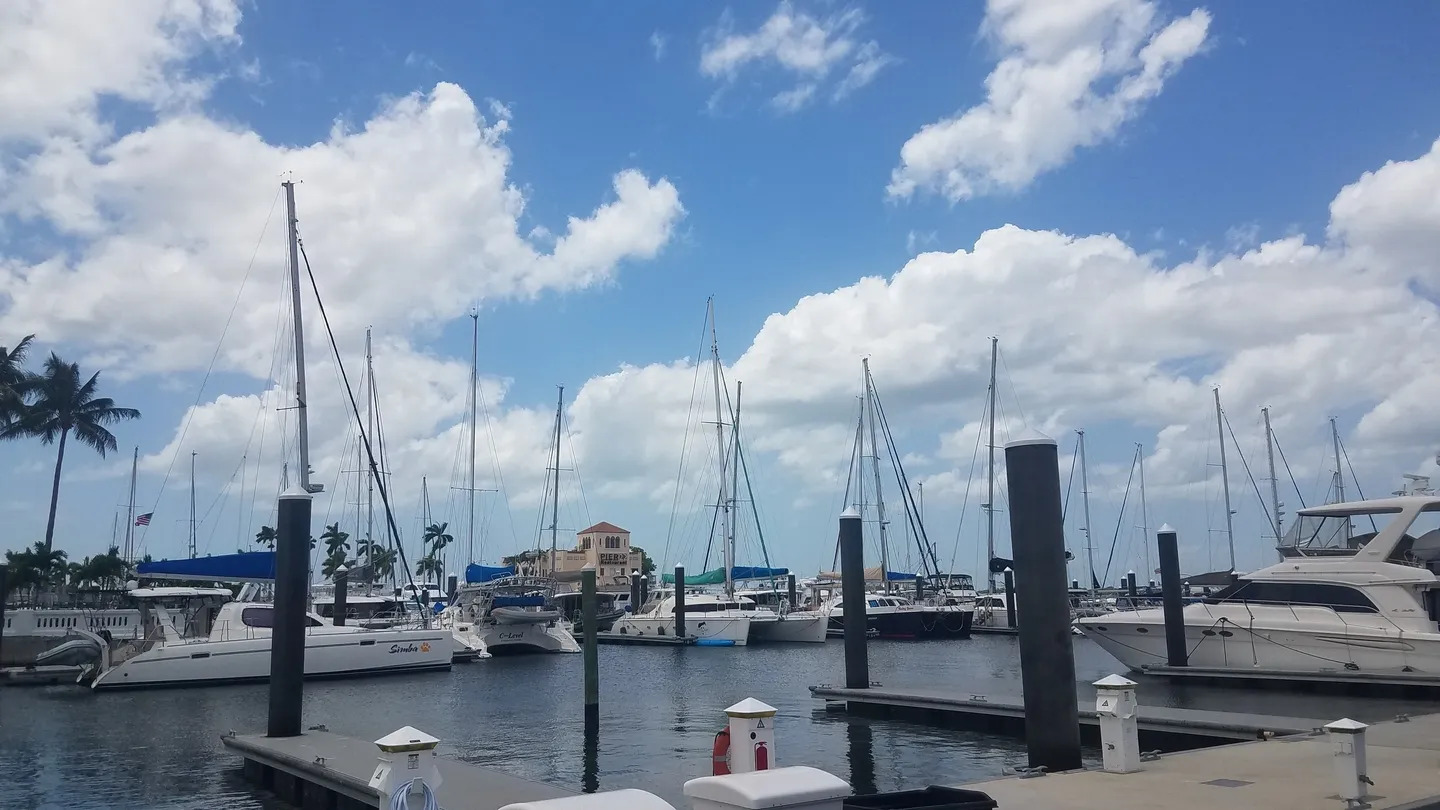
[[1077, 495, 1440, 674], [611, 590, 751, 646]]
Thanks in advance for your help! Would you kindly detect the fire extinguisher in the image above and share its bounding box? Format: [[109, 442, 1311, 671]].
[[754, 740, 769, 770]]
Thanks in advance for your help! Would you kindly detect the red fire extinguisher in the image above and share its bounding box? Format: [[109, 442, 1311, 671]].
[[754, 740, 769, 770]]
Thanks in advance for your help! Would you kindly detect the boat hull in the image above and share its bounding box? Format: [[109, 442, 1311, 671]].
[[750, 612, 828, 643], [89, 628, 452, 690], [612, 614, 750, 646], [479, 621, 580, 655], [827, 607, 969, 640]]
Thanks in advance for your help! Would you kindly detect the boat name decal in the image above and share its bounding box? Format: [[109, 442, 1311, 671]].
[[389, 643, 419, 654], [498, 632, 526, 640]]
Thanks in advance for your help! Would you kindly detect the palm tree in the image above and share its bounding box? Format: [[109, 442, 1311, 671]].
[[254, 526, 277, 550], [2, 354, 139, 554], [321, 551, 352, 580], [422, 522, 453, 552], [415, 554, 444, 580], [320, 523, 349, 558], [0, 334, 36, 428], [371, 547, 397, 582]]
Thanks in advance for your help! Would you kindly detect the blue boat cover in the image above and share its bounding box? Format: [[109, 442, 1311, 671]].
[[466, 564, 515, 584], [493, 595, 545, 607], [136, 551, 276, 583], [885, 570, 920, 581], [661, 565, 790, 584]]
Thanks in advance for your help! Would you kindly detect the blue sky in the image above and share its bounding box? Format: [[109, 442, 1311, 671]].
[[3, 0, 1440, 584]]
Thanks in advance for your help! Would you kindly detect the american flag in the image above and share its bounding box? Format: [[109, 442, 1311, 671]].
[[134, 512, 153, 526]]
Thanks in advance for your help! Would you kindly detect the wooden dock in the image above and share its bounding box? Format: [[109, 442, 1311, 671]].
[[594, 632, 695, 646], [968, 626, 1018, 636], [956, 712, 1440, 810], [810, 684, 1326, 747], [222, 729, 574, 810]]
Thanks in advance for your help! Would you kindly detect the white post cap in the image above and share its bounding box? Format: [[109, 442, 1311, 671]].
[[725, 698, 777, 718], [1093, 674, 1138, 689], [1324, 718, 1368, 734]]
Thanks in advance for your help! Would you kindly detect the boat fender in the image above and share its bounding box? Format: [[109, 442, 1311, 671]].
[[712, 727, 731, 776]]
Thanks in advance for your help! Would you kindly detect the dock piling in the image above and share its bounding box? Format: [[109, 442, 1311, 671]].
[[0, 563, 8, 664], [582, 565, 599, 730], [1126, 571, 1138, 608], [674, 566, 686, 638], [629, 570, 641, 612], [268, 487, 312, 738], [839, 507, 868, 689], [447, 574, 458, 604], [787, 573, 797, 610], [1004, 434, 1082, 772], [1003, 567, 1017, 629], [640, 574, 649, 608], [332, 565, 348, 627], [1157, 526, 1188, 667]]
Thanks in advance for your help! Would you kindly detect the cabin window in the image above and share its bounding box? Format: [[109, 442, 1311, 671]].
[[1207, 582, 1375, 613], [242, 607, 275, 627]]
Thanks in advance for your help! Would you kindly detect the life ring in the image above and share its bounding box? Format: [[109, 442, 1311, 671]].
[[711, 727, 731, 775]]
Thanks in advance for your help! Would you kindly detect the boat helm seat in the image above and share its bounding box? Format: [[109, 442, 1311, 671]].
[[1408, 530, 1440, 571]]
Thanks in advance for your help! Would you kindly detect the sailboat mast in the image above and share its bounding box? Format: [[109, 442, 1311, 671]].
[[1214, 387, 1236, 571], [365, 327, 375, 573], [1263, 407, 1282, 540], [707, 298, 733, 597], [549, 385, 564, 560], [1078, 429, 1094, 591], [125, 446, 137, 562], [985, 337, 997, 594], [189, 451, 197, 559], [468, 308, 478, 564], [282, 180, 315, 494], [729, 382, 743, 596], [1137, 443, 1150, 583], [863, 359, 890, 594], [1331, 416, 1350, 543]]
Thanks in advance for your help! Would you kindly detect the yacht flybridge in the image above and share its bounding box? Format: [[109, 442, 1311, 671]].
[[1078, 495, 1440, 674]]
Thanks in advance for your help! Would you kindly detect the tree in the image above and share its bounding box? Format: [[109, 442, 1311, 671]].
[[320, 523, 350, 558], [370, 547, 397, 582], [422, 522, 453, 553], [254, 526, 277, 550], [415, 554, 444, 580], [631, 545, 657, 577], [2, 354, 139, 554], [321, 551, 352, 580], [0, 334, 36, 428]]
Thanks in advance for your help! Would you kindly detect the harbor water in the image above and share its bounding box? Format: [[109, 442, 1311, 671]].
[[2, 635, 1429, 809]]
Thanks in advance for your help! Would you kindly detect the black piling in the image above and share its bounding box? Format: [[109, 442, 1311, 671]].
[[0, 563, 8, 664], [447, 574, 458, 603], [332, 566, 348, 627], [268, 488, 312, 738], [1157, 525, 1188, 667], [914, 576, 924, 601], [1004, 435, 1082, 773], [674, 566, 686, 637], [787, 573, 798, 610], [839, 507, 869, 689], [639, 574, 649, 608], [629, 571, 641, 611], [581, 566, 599, 729], [1126, 571, 1138, 607], [1003, 568, 1017, 629]]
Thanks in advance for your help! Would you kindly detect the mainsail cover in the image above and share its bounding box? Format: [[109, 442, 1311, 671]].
[[661, 566, 790, 585], [136, 551, 276, 583]]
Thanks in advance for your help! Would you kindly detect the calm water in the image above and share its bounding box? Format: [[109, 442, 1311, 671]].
[[1, 636, 1431, 809]]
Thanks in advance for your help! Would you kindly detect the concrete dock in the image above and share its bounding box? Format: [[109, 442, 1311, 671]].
[[1142, 663, 1440, 695], [957, 712, 1440, 810], [594, 632, 695, 646], [810, 684, 1327, 747], [222, 729, 574, 809]]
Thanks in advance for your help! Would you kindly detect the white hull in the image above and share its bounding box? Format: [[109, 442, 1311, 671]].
[[612, 614, 751, 645], [491, 606, 561, 625], [1080, 604, 1440, 674], [750, 612, 828, 643], [479, 620, 580, 655], [4, 607, 166, 640], [89, 627, 452, 689]]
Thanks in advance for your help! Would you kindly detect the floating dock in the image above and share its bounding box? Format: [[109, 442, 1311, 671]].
[[1142, 663, 1440, 695], [594, 632, 696, 646], [956, 711, 1440, 810], [968, 626, 1018, 636], [223, 729, 574, 810], [1, 665, 83, 686], [810, 684, 1326, 747]]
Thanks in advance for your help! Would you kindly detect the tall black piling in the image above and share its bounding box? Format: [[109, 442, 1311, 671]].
[[787, 573, 798, 610], [839, 507, 869, 689], [674, 566, 686, 637], [914, 576, 924, 601], [332, 566, 348, 627], [639, 574, 650, 608], [0, 563, 8, 664], [268, 488, 311, 738], [1004, 435, 1082, 772], [629, 570, 641, 611], [1003, 568, 1017, 629], [1157, 525, 1188, 667], [447, 574, 458, 603], [1126, 571, 1138, 607], [581, 566, 599, 729]]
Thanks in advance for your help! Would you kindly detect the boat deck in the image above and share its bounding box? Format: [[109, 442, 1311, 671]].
[[1141, 663, 1440, 694]]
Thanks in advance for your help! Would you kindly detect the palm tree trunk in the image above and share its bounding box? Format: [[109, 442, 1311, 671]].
[[42, 427, 68, 555]]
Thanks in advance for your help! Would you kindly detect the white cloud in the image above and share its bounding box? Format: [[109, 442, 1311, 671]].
[[650, 31, 668, 61], [888, 0, 1211, 201], [700, 2, 892, 111]]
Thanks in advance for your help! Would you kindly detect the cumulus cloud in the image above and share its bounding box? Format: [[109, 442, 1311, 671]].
[[700, 2, 893, 113], [888, 0, 1211, 201]]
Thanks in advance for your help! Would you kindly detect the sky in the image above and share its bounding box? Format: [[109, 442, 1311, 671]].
[[2, 0, 1439, 586]]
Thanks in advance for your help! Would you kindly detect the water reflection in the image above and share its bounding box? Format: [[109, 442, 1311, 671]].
[[845, 720, 876, 796], [582, 720, 599, 794]]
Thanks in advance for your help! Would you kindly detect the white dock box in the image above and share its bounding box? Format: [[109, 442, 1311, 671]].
[[499, 789, 676, 810], [684, 766, 851, 810]]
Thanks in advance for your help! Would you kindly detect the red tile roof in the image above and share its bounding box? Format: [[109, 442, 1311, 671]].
[[578, 521, 629, 535]]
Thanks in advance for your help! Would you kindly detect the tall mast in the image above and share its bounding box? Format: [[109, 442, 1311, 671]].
[[1263, 407, 1282, 540], [707, 298, 732, 597], [549, 385, 564, 560], [1213, 387, 1236, 571], [1078, 429, 1094, 591], [365, 327, 375, 575], [1331, 416, 1350, 543], [1137, 443, 1151, 583], [863, 359, 890, 594], [282, 180, 317, 494], [421, 475, 432, 574], [468, 308, 478, 564], [189, 451, 197, 559], [985, 336, 998, 593], [125, 447, 137, 562], [729, 382, 743, 597]]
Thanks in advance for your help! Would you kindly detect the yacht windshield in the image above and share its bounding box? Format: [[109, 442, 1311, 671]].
[[1279, 513, 1384, 555]]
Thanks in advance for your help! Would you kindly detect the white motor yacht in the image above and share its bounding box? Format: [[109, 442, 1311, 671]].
[[77, 586, 452, 689], [611, 591, 751, 646], [734, 588, 828, 643], [445, 575, 579, 655], [1078, 495, 1440, 674]]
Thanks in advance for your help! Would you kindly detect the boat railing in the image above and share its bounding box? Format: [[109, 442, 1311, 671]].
[[1108, 595, 1412, 634]]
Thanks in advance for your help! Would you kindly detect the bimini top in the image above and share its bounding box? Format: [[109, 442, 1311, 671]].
[[137, 551, 276, 583]]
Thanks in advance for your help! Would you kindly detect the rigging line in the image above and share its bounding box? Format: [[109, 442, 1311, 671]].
[[1337, 434, 1378, 533], [561, 409, 592, 531], [1222, 409, 1274, 555], [870, 380, 941, 575], [138, 187, 283, 549], [946, 398, 987, 575], [734, 419, 774, 574], [473, 365, 522, 552], [996, 345, 1029, 429], [1271, 430, 1308, 511], [296, 237, 425, 617], [1062, 431, 1078, 522], [661, 304, 713, 572], [1101, 445, 1139, 586], [834, 397, 865, 570]]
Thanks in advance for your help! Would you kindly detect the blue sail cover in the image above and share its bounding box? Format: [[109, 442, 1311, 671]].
[[466, 564, 516, 584], [886, 570, 920, 581], [732, 566, 789, 580], [136, 551, 276, 583]]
